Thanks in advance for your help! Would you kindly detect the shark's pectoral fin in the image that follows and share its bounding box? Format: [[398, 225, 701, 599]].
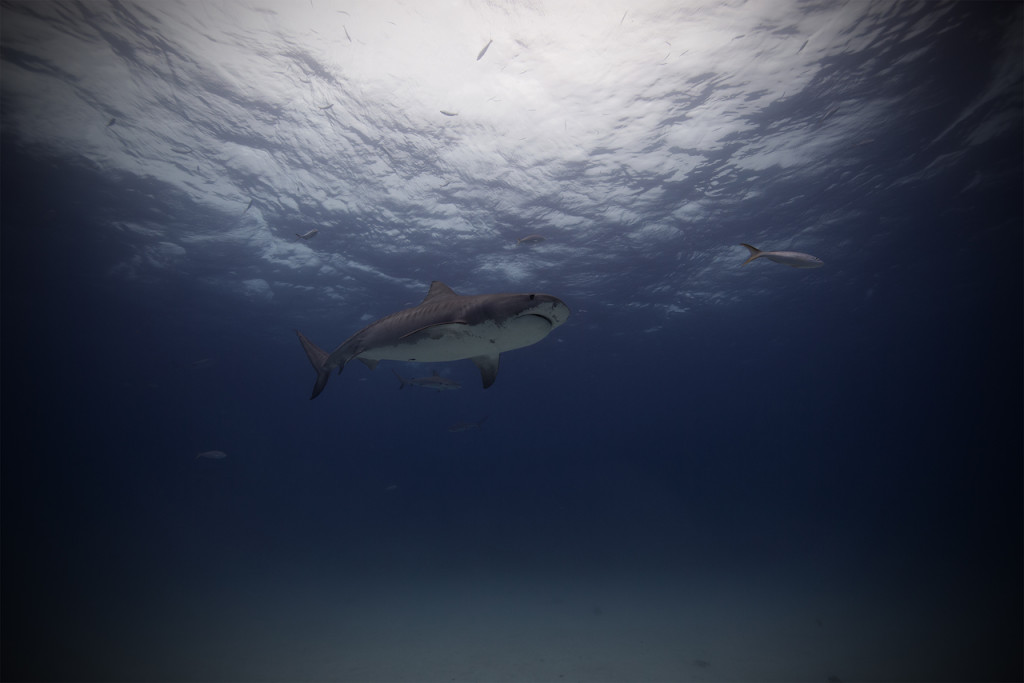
[[358, 357, 380, 370], [472, 353, 501, 389], [399, 321, 468, 340]]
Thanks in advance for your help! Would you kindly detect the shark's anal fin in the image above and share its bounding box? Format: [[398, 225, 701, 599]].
[[296, 330, 331, 400], [471, 353, 501, 389], [358, 358, 380, 370]]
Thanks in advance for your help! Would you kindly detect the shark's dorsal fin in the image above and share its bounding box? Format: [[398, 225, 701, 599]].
[[421, 281, 458, 304]]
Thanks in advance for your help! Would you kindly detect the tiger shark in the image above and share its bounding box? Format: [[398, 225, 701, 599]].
[[296, 281, 569, 399]]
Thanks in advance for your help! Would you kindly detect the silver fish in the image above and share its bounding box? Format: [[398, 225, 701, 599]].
[[448, 416, 489, 432], [296, 229, 319, 240], [196, 450, 227, 460], [740, 243, 823, 268], [516, 234, 545, 245], [476, 39, 493, 61], [393, 369, 461, 391]]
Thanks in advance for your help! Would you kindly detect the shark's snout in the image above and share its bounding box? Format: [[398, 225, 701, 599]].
[[518, 296, 569, 328]]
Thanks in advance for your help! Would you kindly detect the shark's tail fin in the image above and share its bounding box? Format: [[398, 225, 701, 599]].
[[296, 330, 331, 399], [392, 369, 406, 389], [740, 243, 762, 266]]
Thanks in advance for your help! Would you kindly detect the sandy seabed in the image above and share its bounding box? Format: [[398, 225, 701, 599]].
[[53, 562, 1008, 683]]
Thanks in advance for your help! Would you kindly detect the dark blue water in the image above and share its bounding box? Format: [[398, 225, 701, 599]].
[[2, 2, 1021, 681]]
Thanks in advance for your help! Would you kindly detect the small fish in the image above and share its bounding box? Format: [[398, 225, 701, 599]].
[[318, 103, 334, 110], [393, 369, 461, 391], [476, 39, 493, 61], [343, 25, 352, 43], [740, 243, 823, 268], [242, 198, 254, 214], [516, 234, 545, 245], [448, 416, 488, 432], [296, 229, 319, 240], [196, 450, 227, 460], [171, 145, 193, 154], [440, 110, 459, 117], [106, 117, 116, 127]]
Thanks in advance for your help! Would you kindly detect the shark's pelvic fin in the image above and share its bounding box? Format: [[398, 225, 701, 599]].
[[472, 353, 501, 388], [740, 243, 762, 266], [296, 330, 331, 400], [358, 357, 379, 370]]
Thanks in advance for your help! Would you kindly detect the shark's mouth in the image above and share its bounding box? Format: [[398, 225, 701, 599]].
[[519, 312, 555, 326]]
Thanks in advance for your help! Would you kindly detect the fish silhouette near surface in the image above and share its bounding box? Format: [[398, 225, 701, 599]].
[[740, 243, 823, 268], [296, 281, 569, 399], [296, 229, 319, 240], [393, 369, 461, 391], [516, 234, 545, 245], [476, 39, 493, 61]]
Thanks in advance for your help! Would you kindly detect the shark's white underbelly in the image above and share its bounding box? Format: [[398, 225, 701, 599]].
[[358, 317, 552, 362]]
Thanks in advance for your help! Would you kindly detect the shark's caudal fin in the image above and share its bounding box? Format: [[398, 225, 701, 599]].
[[740, 243, 762, 266], [296, 330, 331, 399]]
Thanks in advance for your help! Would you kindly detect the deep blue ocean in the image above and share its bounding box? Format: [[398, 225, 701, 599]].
[[2, 2, 1022, 682]]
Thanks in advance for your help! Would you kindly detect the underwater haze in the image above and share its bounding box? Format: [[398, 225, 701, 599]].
[[2, 1, 1022, 681]]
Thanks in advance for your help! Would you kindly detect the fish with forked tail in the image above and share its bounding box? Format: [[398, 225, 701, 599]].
[[740, 243, 823, 268]]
